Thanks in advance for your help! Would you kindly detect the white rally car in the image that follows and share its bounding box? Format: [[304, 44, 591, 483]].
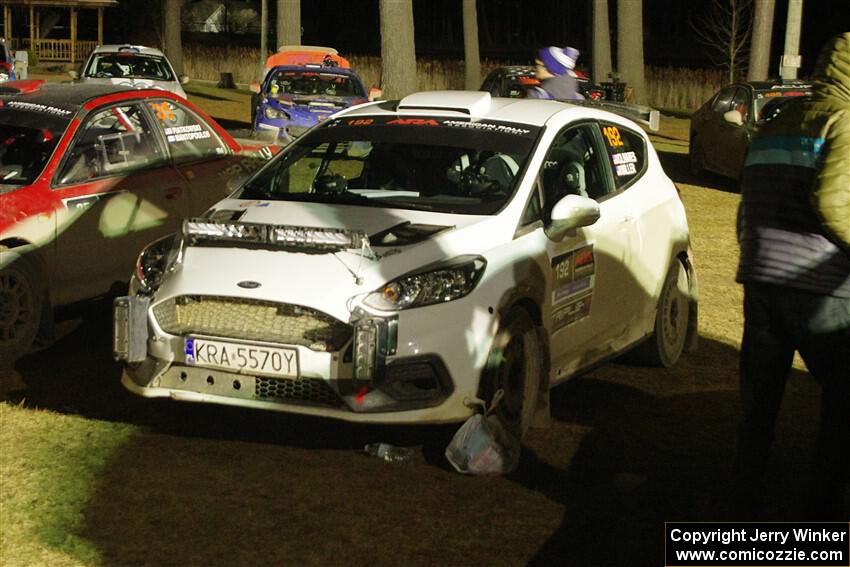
[[114, 91, 698, 437]]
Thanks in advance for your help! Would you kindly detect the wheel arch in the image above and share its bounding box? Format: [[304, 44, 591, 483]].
[[1, 238, 54, 341]]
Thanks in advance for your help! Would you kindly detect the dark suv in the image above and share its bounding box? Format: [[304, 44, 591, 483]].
[[689, 80, 812, 180]]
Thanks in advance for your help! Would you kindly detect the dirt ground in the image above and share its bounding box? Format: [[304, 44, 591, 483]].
[[0, 74, 832, 566]]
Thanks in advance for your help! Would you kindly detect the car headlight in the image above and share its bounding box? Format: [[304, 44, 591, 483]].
[[135, 233, 182, 294], [363, 256, 486, 311], [264, 106, 290, 120]]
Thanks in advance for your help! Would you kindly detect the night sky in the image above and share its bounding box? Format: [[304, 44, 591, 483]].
[[96, 0, 850, 75]]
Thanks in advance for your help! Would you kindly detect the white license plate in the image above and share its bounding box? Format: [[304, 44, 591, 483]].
[[185, 338, 299, 378]]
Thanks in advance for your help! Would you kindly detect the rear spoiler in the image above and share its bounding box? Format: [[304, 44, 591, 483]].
[[571, 99, 660, 132]]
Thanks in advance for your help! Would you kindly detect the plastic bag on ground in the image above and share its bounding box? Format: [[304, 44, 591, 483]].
[[444, 390, 521, 475]]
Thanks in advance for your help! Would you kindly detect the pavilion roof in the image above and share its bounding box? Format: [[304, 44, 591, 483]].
[[1, 1, 118, 8]]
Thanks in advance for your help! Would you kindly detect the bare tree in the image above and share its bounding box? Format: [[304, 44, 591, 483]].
[[618, 0, 647, 104], [692, 0, 754, 83], [592, 0, 612, 85], [463, 0, 481, 90], [259, 0, 268, 80], [277, 0, 301, 47], [163, 0, 183, 76], [379, 0, 417, 98], [747, 0, 774, 80]]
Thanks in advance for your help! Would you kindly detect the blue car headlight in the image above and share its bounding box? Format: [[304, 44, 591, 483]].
[[363, 256, 486, 311], [264, 106, 290, 120]]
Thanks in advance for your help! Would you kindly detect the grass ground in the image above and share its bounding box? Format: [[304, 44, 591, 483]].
[[0, 75, 823, 567]]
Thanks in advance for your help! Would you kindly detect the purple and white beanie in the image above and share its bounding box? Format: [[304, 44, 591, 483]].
[[538, 46, 580, 76]]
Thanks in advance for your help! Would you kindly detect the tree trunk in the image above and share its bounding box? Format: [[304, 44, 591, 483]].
[[592, 0, 612, 84], [163, 0, 183, 76], [617, 0, 646, 104], [462, 0, 480, 90], [276, 0, 300, 48], [379, 0, 417, 98], [259, 0, 268, 80]]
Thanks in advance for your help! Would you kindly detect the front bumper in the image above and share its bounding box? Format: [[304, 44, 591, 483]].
[[114, 294, 488, 424]]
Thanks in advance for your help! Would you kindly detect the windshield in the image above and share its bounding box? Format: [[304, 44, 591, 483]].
[[238, 115, 540, 215], [0, 112, 67, 189], [267, 70, 365, 98], [755, 90, 810, 122], [84, 53, 175, 81]]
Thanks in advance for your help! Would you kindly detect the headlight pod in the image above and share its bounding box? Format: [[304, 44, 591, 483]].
[[363, 256, 486, 311], [135, 233, 182, 294], [264, 106, 291, 120]]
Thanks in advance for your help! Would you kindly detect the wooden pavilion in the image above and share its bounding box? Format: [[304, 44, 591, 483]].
[[1, 0, 118, 64]]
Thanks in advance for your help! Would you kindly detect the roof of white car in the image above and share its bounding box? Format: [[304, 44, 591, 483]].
[[90, 44, 166, 57], [339, 90, 627, 129]]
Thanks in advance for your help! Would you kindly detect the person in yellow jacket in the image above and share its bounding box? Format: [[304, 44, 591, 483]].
[[733, 32, 850, 520]]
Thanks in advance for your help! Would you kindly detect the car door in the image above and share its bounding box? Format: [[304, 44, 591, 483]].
[[714, 86, 752, 178], [50, 101, 189, 305], [700, 85, 738, 173], [526, 121, 643, 380], [145, 98, 246, 216], [598, 120, 674, 337]]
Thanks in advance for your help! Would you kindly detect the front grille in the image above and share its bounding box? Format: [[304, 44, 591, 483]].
[[153, 296, 352, 351], [256, 377, 343, 407]]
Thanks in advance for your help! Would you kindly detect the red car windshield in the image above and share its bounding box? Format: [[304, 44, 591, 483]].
[[0, 118, 66, 188]]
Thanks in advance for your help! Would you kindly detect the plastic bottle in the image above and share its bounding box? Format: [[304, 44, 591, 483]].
[[363, 443, 414, 463]]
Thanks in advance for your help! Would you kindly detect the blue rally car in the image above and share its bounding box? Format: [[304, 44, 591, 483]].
[[251, 46, 371, 143]]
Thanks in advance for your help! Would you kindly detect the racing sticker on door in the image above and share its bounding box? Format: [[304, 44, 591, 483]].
[[551, 245, 594, 332]]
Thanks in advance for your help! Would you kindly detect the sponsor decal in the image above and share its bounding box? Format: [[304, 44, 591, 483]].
[[442, 120, 532, 136], [7, 101, 72, 116], [551, 244, 595, 330], [387, 118, 440, 126], [163, 123, 211, 143], [552, 293, 593, 331]]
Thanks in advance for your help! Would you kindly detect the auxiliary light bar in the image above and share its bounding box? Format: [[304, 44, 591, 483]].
[[183, 218, 369, 251]]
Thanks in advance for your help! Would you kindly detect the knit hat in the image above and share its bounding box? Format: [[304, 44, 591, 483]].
[[537, 46, 579, 76]]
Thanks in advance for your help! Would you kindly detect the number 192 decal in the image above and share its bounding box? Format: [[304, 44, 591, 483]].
[[602, 125, 624, 147]]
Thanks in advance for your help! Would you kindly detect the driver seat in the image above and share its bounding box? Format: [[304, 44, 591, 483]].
[[557, 160, 587, 198]]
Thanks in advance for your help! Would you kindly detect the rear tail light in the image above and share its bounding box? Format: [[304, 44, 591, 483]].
[[0, 62, 10, 71]]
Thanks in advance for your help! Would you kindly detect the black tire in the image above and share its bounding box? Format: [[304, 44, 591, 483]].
[[689, 135, 705, 178], [631, 259, 690, 368], [0, 260, 41, 364], [479, 308, 542, 440]]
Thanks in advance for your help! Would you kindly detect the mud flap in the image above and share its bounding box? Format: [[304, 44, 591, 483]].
[[113, 296, 150, 363]]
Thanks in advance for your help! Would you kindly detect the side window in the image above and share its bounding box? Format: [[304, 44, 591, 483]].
[[540, 124, 609, 215], [731, 87, 751, 122], [600, 122, 647, 191], [57, 103, 163, 185], [147, 100, 227, 164], [711, 86, 738, 113]]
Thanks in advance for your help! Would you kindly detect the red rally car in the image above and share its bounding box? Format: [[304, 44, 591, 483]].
[[0, 80, 275, 361]]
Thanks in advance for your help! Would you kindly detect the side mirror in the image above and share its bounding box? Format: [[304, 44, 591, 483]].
[[249, 81, 261, 94], [545, 194, 600, 241], [368, 86, 383, 102], [179, 75, 190, 85], [68, 70, 79, 80], [723, 109, 744, 126]]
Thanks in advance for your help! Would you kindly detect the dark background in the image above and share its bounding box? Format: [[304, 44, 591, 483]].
[[29, 0, 850, 74]]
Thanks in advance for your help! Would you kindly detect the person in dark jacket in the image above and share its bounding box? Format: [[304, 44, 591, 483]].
[[732, 32, 850, 520], [528, 46, 584, 101]]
